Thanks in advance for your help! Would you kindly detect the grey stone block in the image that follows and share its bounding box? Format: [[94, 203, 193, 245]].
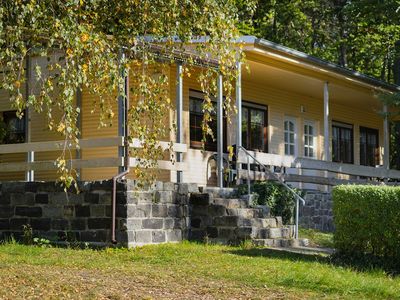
[[152, 230, 166, 243], [15, 206, 42, 217], [142, 218, 163, 229], [30, 218, 51, 231], [90, 205, 105, 217], [88, 218, 110, 229], [10, 218, 28, 230], [152, 204, 168, 217], [99, 193, 112, 204], [190, 193, 211, 206], [75, 205, 90, 217], [163, 218, 174, 229], [154, 191, 172, 203], [0, 193, 10, 205], [10, 193, 34, 205], [81, 230, 108, 242], [166, 229, 182, 242], [50, 192, 68, 204], [63, 205, 74, 217], [208, 205, 227, 216], [0, 206, 14, 218], [85, 193, 99, 204], [135, 192, 153, 203], [153, 181, 164, 191], [163, 182, 176, 191], [126, 218, 142, 230], [70, 219, 86, 230], [35, 193, 49, 204], [135, 230, 152, 244], [2, 182, 25, 193], [177, 183, 198, 194], [51, 219, 69, 230], [131, 204, 152, 218], [0, 219, 10, 230], [42, 206, 63, 218], [167, 205, 183, 218]]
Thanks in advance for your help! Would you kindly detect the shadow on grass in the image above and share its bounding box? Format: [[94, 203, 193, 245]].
[[228, 247, 400, 276], [227, 247, 329, 264]]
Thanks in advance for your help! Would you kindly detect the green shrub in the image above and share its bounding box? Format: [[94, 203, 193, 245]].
[[237, 181, 301, 224], [333, 185, 400, 262]]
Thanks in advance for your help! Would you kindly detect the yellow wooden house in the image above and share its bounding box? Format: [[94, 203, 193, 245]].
[[1, 36, 399, 190]]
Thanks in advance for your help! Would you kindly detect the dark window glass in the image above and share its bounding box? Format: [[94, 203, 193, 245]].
[[332, 123, 353, 164], [0, 111, 25, 144], [242, 104, 267, 152], [360, 127, 379, 166], [189, 96, 225, 152]]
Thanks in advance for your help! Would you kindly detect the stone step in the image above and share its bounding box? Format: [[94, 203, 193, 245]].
[[254, 226, 294, 239], [213, 216, 283, 228], [252, 238, 309, 248], [213, 198, 250, 209], [226, 207, 269, 219], [200, 187, 236, 198], [250, 217, 283, 228]]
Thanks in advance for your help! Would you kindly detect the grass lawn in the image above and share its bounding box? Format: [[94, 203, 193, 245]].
[[0, 241, 399, 299], [299, 228, 334, 248]]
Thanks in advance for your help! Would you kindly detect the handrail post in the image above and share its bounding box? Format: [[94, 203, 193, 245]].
[[295, 196, 299, 239], [247, 155, 251, 198]]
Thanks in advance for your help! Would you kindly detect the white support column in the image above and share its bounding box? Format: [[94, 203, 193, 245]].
[[217, 74, 224, 188], [323, 82, 331, 161], [25, 55, 34, 182], [383, 104, 390, 170], [235, 61, 242, 185], [118, 52, 128, 173], [176, 63, 183, 183]]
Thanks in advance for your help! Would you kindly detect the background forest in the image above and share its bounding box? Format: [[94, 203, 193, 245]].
[[237, 0, 400, 168], [237, 0, 400, 84]]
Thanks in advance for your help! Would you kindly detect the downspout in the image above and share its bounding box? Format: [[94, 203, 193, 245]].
[[111, 59, 130, 244]]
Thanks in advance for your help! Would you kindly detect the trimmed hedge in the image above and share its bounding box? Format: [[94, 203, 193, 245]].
[[333, 185, 400, 261]]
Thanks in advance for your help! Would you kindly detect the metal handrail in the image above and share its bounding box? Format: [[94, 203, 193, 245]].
[[237, 146, 305, 239]]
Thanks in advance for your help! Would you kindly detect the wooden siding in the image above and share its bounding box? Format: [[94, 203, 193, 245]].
[[0, 57, 387, 184]]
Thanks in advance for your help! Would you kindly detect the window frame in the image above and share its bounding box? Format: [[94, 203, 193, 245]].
[[303, 120, 316, 158], [189, 90, 226, 152], [332, 121, 354, 164], [284, 116, 297, 156], [359, 126, 379, 167], [241, 101, 268, 153]]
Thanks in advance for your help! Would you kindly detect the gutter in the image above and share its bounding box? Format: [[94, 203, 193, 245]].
[[254, 38, 400, 93], [111, 66, 130, 244]]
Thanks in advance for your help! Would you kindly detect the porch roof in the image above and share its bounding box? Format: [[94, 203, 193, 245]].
[[239, 36, 400, 94]]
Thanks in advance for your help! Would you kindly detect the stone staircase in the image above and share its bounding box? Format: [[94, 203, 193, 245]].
[[190, 187, 308, 247]]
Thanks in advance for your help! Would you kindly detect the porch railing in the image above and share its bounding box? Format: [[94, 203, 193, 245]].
[[0, 137, 187, 175], [236, 150, 400, 186], [237, 146, 305, 239]]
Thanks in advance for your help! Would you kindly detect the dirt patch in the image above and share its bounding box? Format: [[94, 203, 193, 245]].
[[0, 264, 301, 299]]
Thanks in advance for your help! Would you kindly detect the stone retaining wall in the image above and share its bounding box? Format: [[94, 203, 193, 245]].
[[299, 190, 334, 232], [0, 180, 197, 247]]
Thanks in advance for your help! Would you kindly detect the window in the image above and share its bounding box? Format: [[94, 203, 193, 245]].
[[0, 111, 25, 144], [360, 127, 379, 166], [189, 90, 226, 152], [284, 117, 296, 156], [332, 121, 353, 164], [241, 103, 267, 152], [304, 121, 316, 158]]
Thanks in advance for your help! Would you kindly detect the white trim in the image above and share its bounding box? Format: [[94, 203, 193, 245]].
[[303, 120, 316, 158], [284, 116, 297, 156]]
